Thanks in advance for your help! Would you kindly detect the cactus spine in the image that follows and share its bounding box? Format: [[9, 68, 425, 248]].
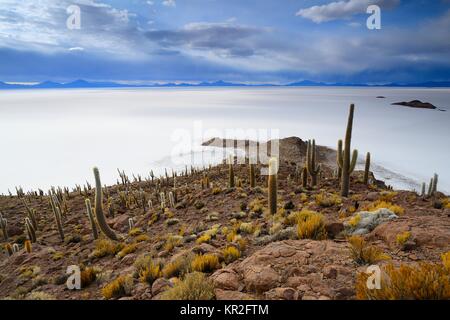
[[85, 199, 98, 240], [0, 212, 8, 241], [306, 140, 321, 186], [339, 104, 358, 197], [228, 155, 235, 188], [93, 167, 119, 241], [363, 152, 371, 185], [268, 157, 278, 215]]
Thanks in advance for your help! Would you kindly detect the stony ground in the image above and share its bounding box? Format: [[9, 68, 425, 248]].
[[0, 137, 449, 300]]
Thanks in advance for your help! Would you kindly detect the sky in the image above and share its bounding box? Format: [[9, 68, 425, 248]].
[[0, 0, 450, 84]]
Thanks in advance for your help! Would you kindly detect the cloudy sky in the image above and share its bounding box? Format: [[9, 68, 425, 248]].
[[1, 0, 449, 84]]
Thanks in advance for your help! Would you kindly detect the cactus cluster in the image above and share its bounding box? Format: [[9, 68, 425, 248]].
[[50, 194, 65, 242], [85, 199, 98, 240], [306, 140, 321, 186], [24, 217, 36, 243]]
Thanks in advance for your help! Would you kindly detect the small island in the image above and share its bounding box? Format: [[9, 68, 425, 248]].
[[392, 100, 437, 110]]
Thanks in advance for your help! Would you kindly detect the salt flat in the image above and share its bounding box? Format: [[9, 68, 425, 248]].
[[0, 87, 448, 193]]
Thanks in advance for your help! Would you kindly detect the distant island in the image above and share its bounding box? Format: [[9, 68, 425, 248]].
[[1, 79, 450, 90], [392, 100, 446, 111]]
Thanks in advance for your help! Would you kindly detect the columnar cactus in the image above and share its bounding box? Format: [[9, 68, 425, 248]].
[[169, 191, 175, 208], [128, 218, 134, 231], [306, 140, 321, 186], [336, 140, 343, 181], [24, 239, 32, 253], [0, 212, 8, 241], [249, 163, 256, 188], [338, 104, 358, 197], [268, 157, 278, 215], [85, 199, 98, 240], [12, 243, 19, 253], [93, 167, 119, 241], [363, 152, 371, 185], [50, 195, 65, 242], [228, 155, 235, 188], [420, 182, 426, 198], [24, 217, 36, 243], [301, 167, 308, 188], [5, 243, 13, 256], [427, 173, 439, 197], [23, 201, 38, 231]]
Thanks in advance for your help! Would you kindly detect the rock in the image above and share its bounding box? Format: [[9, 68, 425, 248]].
[[325, 222, 344, 239], [214, 289, 253, 300], [264, 287, 297, 300], [366, 192, 379, 201], [152, 278, 172, 296], [110, 215, 130, 232], [323, 266, 338, 279], [243, 265, 279, 293], [345, 208, 398, 235], [192, 243, 218, 255], [211, 269, 240, 291], [7, 224, 23, 237]]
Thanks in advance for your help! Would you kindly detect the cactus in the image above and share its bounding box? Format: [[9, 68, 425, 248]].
[[338, 104, 358, 197], [306, 140, 321, 186], [93, 167, 119, 241], [268, 157, 278, 215], [249, 164, 256, 188], [5, 243, 13, 256], [336, 140, 343, 181], [85, 199, 98, 240], [228, 155, 235, 188], [148, 200, 153, 210], [12, 243, 19, 253], [160, 192, 166, 209], [24, 239, 32, 253], [420, 182, 426, 197], [50, 195, 65, 242], [23, 200, 38, 231], [432, 173, 438, 194], [24, 217, 36, 243], [0, 212, 8, 241], [128, 218, 134, 231], [363, 152, 371, 185], [301, 166, 308, 188], [169, 192, 175, 208]]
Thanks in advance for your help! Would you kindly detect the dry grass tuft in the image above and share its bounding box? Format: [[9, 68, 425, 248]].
[[191, 254, 220, 273], [101, 274, 133, 300], [160, 272, 215, 300], [348, 235, 390, 265]]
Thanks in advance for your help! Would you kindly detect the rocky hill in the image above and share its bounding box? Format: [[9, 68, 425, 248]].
[[0, 136, 449, 300]]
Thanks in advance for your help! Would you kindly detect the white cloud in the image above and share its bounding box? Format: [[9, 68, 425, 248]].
[[68, 47, 84, 51], [162, 0, 176, 7], [296, 0, 400, 23]]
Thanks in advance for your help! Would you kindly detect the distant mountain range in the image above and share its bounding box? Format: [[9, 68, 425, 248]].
[[1, 79, 450, 89]]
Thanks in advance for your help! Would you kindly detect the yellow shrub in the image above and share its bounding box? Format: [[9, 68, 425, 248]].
[[101, 275, 133, 300], [239, 222, 254, 234], [396, 231, 411, 246], [299, 193, 308, 203], [134, 234, 150, 243], [162, 255, 192, 278], [315, 193, 342, 207], [92, 239, 123, 258], [348, 214, 361, 228], [116, 243, 138, 259], [222, 246, 241, 264], [287, 209, 319, 226], [164, 235, 183, 252], [366, 200, 404, 215], [226, 230, 237, 242], [196, 234, 211, 244], [249, 199, 264, 214], [379, 191, 398, 202], [348, 235, 390, 265], [128, 227, 143, 236], [356, 257, 450, 299], [139, 263, 162, 285], [297, 212, 327, 240], [81, 267, 98, 288], [160, 272, 215, 300], [442, 251, 450, 271], [442, 198, 450, 209], [212, 187, 222, 195], [191, 254, 220, 273]]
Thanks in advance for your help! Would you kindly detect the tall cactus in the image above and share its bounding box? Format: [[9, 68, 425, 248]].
[[268, 157, 278, 215], [0, 212, 8, 241], [93, 167, 119, 241], [301, 166, 308, 188], [336, 140, 343, 181], [339, 104, 358, 197], [50, 195, 65, 242], [249, 163, 256, 188], [363, 152, 371, 185], [24, 217, 36, 243], [85, 199, 98, 240], [306, 140, 321, 186], [228, 155, 235, 188]]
